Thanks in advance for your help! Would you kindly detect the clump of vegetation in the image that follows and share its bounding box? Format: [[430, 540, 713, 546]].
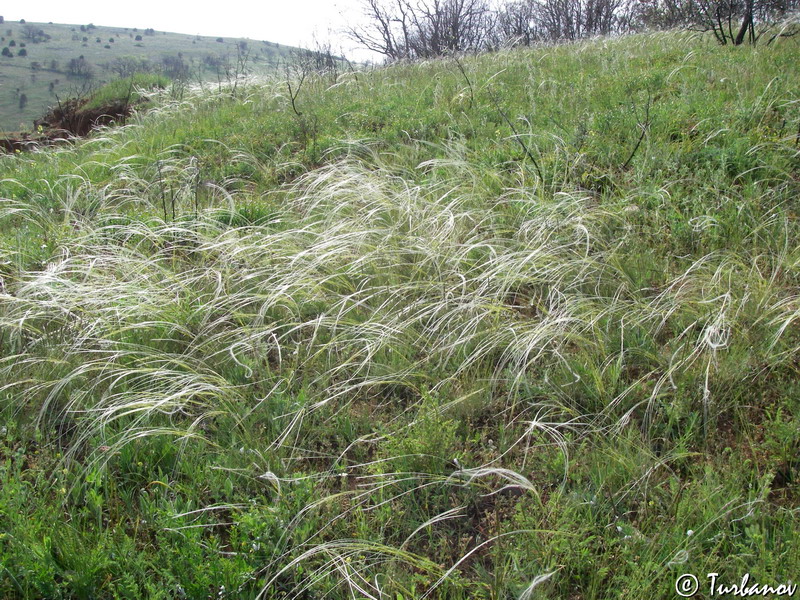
[[0, 30, 798, 599], [81, 72, 169, 110]]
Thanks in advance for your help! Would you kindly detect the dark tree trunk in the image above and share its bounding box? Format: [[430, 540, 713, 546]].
[[734, 0, 755, 44]]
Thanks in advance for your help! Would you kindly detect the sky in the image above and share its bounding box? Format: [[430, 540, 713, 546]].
[[2, 1, 377, 60]]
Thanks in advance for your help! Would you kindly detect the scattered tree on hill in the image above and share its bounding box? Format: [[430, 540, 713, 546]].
[[50, 59, 58, 70], [18, 93, 27, 110], [19, 19, 25, 24], [144, 28, 156, 36], [203, 53, 225, 69], [1, 46, 11, 57], [67, 56, 94, 78], [162, 55, 189, 79], [348, 0, 495, 59], [108, 56, 152, 77], [17, 48, 26, 56], [8, 39, 15, 46], [216, 37, 224, 42], [135, 34, 142, 41], [21, 24, 49, 43]]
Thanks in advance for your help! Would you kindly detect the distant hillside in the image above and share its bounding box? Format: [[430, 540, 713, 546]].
[[0, 19, 299, 132]]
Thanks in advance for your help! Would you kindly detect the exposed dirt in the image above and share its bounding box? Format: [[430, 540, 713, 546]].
[[37, 97, 137, 137], [1, 97, 138, 154]]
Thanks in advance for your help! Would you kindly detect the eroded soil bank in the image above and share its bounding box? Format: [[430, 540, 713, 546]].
[[1, 97, 137, 153]]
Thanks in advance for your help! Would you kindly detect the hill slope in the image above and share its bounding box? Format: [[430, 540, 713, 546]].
[[0, 19, 298, 131], [0, 32, 799, 599]]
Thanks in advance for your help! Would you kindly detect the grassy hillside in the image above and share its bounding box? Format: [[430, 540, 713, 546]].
[[1, 31, 799, 599], [0, 19, 297, 132]]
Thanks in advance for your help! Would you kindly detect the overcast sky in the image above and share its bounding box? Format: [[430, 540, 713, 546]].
[[3, 1, 377, 60]]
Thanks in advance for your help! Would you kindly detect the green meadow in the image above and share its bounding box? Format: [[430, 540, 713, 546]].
[[0, 30, 799, 599]]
